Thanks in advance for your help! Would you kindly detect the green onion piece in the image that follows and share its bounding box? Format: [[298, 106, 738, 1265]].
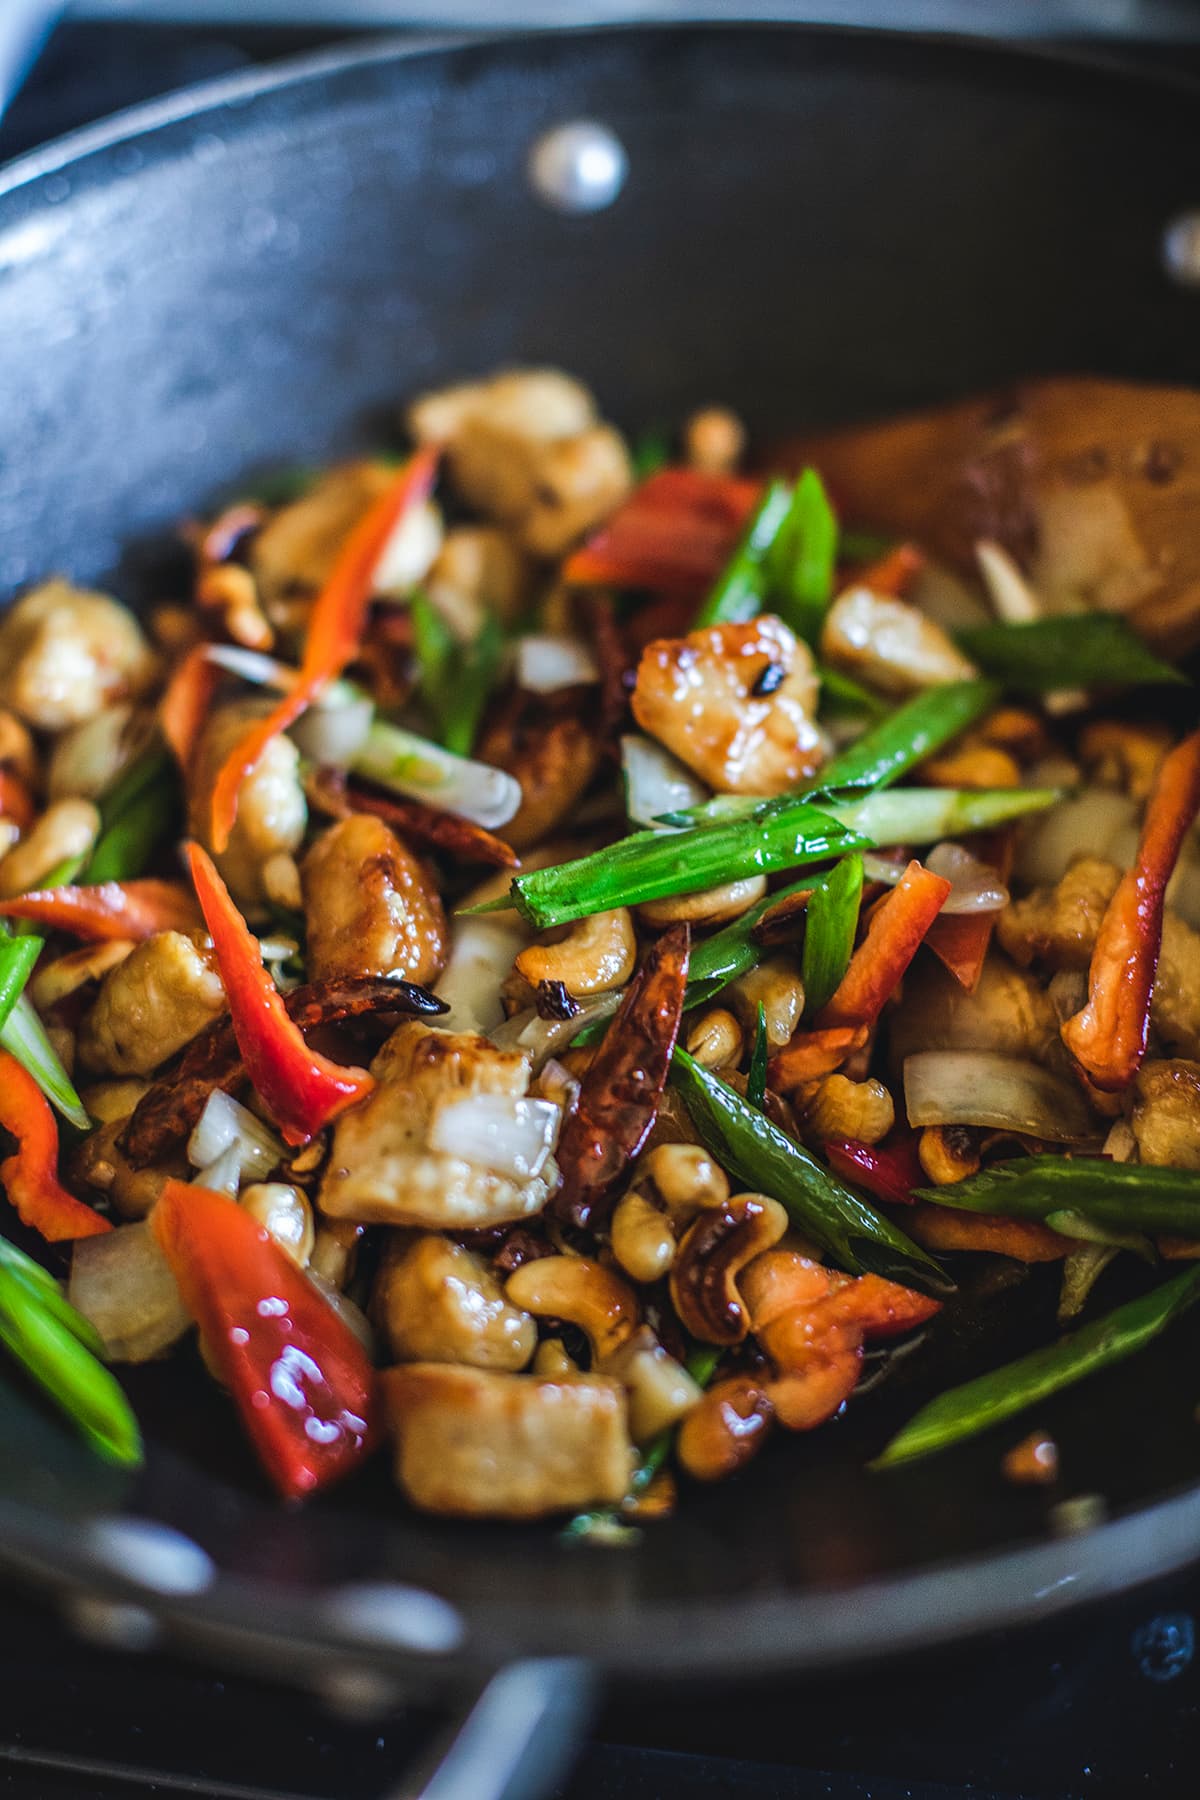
[[747, 1003, 768, 1111], [874, 1263, 1200, 1470], [1, 993, 90, 1130], [498, 804, 869, 930], [410, 598, 503, 760], [956, 616, 1187, 693], [0, 928, 43, 1039], [353, 718, 521, 831], [811, 679, 1001, 796], [632, 429, 671, 479], [83, 742, 178, 885], [693, 479, 794, 628], [685, 874, 819, 1008], [769, 466, 838, 645], [831, 784, 1060, 845], [917, 1156, 1200, 1240], [671, 1049, 950, 1294], [0, 1247, 142, 1468], [839, 528, 894, 563], [802, 852, 864, 1017], [817, 665, 891, 720]]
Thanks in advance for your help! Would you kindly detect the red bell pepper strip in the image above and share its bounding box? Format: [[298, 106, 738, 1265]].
[[0, 768, 35, 834], [0, 879, 202, 943], [824, 1131, 925, 1207], [1062, 728, 1200, 1091], [853, 541, 925, 597], [924, 831, 1012, 993], [160, 644, 223, 769], [562, 467, 762, 597], [907, 1203, 1069, 1263], [0, 1050, 111, 1242], [209, 446, 440, 851], [766, 1024, 868, 1096], [152, 1179, 375, 1499], [186, 842, 374, 1145], [816, 859, 952, 1032]]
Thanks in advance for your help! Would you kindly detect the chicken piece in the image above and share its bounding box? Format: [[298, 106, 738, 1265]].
[[376, 1235, 536, 1371], [382, 1363, 632, 1518], [319, 1022, 559, 1229], [78, 930, 226, 1077], [0, 579, 157, 731], [301, 815, 447, 987], [250, 461, 398, 611], [998, 857, 1123, 973], [888, 952, 1062, 1071], [423, 525, 533, 640], [819, 587, 978, 696], [1130, 1060, 1200, 1169], [188, 699, 307, 910], [999, 857, 1200, 1059], [476, 701, 601, 851], [631, 614, 824, 795], [408, 367, 596, 458], [787, 378, 1200, 657]]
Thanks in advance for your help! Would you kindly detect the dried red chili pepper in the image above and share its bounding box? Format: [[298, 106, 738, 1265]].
[[306, 767, 517, 868], [562, 468, 762, 596]]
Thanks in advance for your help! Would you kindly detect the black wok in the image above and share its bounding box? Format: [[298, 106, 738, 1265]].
[[2, 22, 1200, 1795]]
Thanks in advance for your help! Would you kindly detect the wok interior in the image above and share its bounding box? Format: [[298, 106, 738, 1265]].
[[2, 25, 1200, 1666]]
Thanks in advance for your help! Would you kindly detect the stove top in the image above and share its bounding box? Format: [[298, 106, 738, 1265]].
[[2, 18, 1200, 1800]]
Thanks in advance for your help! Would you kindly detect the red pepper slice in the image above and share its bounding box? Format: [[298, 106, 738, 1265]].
[[816, 859, 952, 1032], [186, 842, 374, 1145], [160, 644, 223, 769], [766, 1024, 868, 1096], [852, 541, 925, 597], [823, 1131, 925, 1207], [924, 831, 1012, 993], [0, 1050, 111, 1242], [152, 1179, 375, 1499], [1062, 728, 1200, 1092], [562, 468, 762, 596], [209, 446, 439, 851], [0, 879, 202, 943]]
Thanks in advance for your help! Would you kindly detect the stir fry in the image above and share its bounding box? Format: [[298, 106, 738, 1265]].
[[1, 366, 1198, 1523]]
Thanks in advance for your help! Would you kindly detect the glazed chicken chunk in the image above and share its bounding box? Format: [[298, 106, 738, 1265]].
[[188, 699, 308, 910], [319, 1022, 560, 1229], [78, 931, 225, 1077], [0, 579, 157, 731], [631, 613, 824, 794], [301, 814, 447, 987], [1130, 1061, 1200, 1170]]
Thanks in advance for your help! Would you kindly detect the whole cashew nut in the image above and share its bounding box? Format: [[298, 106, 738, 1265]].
[[669, 1192, 788, 1345], [505, 1254, 640, 1362], [514, 907, 637, 997], [610, 1144, 730, 1284]]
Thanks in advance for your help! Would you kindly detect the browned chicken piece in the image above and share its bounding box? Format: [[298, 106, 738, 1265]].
[[188, 699, 307, 910], [631, 614, 824, 795], [999, 858, 1200, 1059], [1130, 1060, 1200, 1169], [788, 378, 1200, 656], [476, 701, 601, 851], [382, 1363, 632, 1517], [820, 587, 978, 696], [376, 1235, 536, 1371], [998, 857, 1123, 973], [250, 461, 400, 610], [301, 814, 447, 988], [0, 580, 158, 731], [319, 1021, 559, 1230], [888, 951, 1063, 1071], [78, 930, 226, 1077]]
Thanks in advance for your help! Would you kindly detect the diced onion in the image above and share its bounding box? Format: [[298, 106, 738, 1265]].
[[307, 1269, 375, 1355], [975, 539, 1041, 623], [188, 1090, 283, 1184], [1013, 788, 1138, 888], [435, 915, 530, 1035], [372, 499, 442, 597], [69, 1222, 190, 1363], [490, 989, 621, 1069], [429, 1094, 562, 1180], [903, 1050, 1096, 1143], [194, 1145, 243, 1197], [621, 734, 709, 829], [862, 841, 1008, 914], [1057, 1243, 1118, 1323], [352, 719, 521, 830], [517, 634, 600, 693], [289, 693, 374, 767]]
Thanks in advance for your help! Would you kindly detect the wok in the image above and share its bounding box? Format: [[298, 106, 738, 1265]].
[[2, 22, 1200, 1797]]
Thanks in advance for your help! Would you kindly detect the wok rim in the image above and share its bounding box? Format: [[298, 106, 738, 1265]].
[[1, 19, 1199, 1685]]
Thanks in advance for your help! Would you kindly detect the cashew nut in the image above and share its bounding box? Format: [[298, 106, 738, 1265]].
[[800, 1074, 895, 1146], [602, 1326, 703, 1442], [685, 407, 746, 476], [676, 1375, 774, 1481], [0, 708, 37, 786], [515, 907, 637, 997], [241, 1183, 314, 1267], [684, 1007, 744, 1072], [378, 1235, 536, 1372], [917, 1124, 982, 1185], [728, 956, 805, 1049], [669, 1192, 789, 1344], [504, 1254, 639, 1362], [638, 875, 767, 929], [609, 1144, 730, 1283], [0, 798, 100, 898]]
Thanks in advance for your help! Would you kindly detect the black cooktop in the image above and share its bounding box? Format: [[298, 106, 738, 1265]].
[[2, 20, 1200, 1800]]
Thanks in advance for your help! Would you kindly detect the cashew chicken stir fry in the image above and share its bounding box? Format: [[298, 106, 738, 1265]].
[[3, 366, 1200, 1522]]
